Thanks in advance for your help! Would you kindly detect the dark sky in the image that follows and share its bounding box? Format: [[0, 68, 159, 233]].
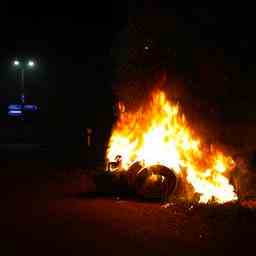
[[0, 2, 133, 124], [0, 4, 255, 130]]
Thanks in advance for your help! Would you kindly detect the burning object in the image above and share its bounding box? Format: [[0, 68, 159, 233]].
[[106, 89, 238, 203], [134, 164, 177, 201], [99, 161, 177, 201]]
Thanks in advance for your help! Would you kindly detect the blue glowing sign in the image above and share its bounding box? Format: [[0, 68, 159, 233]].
[[8, 104, 22, 110], [8, 104, 38, 117], [8, 110, 23, 117], [23, 105, 38, 111]]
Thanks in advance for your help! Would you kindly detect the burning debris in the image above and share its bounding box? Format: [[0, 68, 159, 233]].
[[106, 89, 238, 203]]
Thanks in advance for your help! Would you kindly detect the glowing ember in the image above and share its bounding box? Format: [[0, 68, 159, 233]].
[[107, 90, 238, 203]]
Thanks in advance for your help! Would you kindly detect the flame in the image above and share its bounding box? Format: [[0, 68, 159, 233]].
[[107, 90, 237, 203]]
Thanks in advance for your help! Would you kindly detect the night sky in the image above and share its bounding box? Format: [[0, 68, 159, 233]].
[[0, 4, 255, 154]]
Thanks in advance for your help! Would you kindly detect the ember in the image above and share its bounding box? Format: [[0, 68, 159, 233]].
[[107, 89, 238, 203]]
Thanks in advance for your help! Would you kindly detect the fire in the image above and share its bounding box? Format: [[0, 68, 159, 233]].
[[107, 90, 238, 203]]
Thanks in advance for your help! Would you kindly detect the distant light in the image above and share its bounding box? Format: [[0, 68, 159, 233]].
[[8, 110, 23, 117], [8, 104, 22, 110], [8, 104, 38, 112], [28, 60, 35, 67], [144, 45, 149, 50], [13, 60, 20, 66], [23, 104, 38, 111], [9, 110, 22, 114]]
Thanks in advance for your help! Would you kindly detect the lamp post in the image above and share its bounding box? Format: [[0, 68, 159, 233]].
[[12, 59, 36, 105]]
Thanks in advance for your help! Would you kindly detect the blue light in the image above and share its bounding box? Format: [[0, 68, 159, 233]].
[[7, 104, 38, 117], [8, 104, 22, 110], [23, 105, 38, 111], [8, 110, 23, 117], [8, 104, 38, 112]]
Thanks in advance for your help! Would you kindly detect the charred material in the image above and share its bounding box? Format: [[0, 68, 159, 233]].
[[135, 165, 178, 201], [94, 159, 179, 202], [107, 155, 123, 172]]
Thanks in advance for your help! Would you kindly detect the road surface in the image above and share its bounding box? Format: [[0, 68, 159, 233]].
[[0, 156, 256, 255]]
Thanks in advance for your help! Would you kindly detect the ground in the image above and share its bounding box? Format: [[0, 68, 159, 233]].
[[1, 148, 256, 256]]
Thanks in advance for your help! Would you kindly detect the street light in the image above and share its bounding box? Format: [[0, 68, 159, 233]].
[[12, 59, 37, 104], [27, 60, 35, 68], [13, 60, 20, 66]]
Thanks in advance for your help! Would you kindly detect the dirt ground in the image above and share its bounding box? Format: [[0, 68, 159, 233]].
[[1, 154, 256, 256]]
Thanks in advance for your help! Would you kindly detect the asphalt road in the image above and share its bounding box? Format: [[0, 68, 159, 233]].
[[1, 156, 256, 256]]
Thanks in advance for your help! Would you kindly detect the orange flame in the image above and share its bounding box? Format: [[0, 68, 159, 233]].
[[107, 90, 237, 203]]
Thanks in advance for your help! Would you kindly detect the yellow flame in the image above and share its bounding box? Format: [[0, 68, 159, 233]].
[[107, 90, 237, 203]]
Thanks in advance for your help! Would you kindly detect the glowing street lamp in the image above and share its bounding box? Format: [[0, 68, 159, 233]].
[[12, 59, 37, 104], [27, 60, 35, 68], [13, 60, 20, 66]]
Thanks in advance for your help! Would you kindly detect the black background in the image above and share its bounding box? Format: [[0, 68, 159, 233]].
[[0, 3, 255, 162]]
